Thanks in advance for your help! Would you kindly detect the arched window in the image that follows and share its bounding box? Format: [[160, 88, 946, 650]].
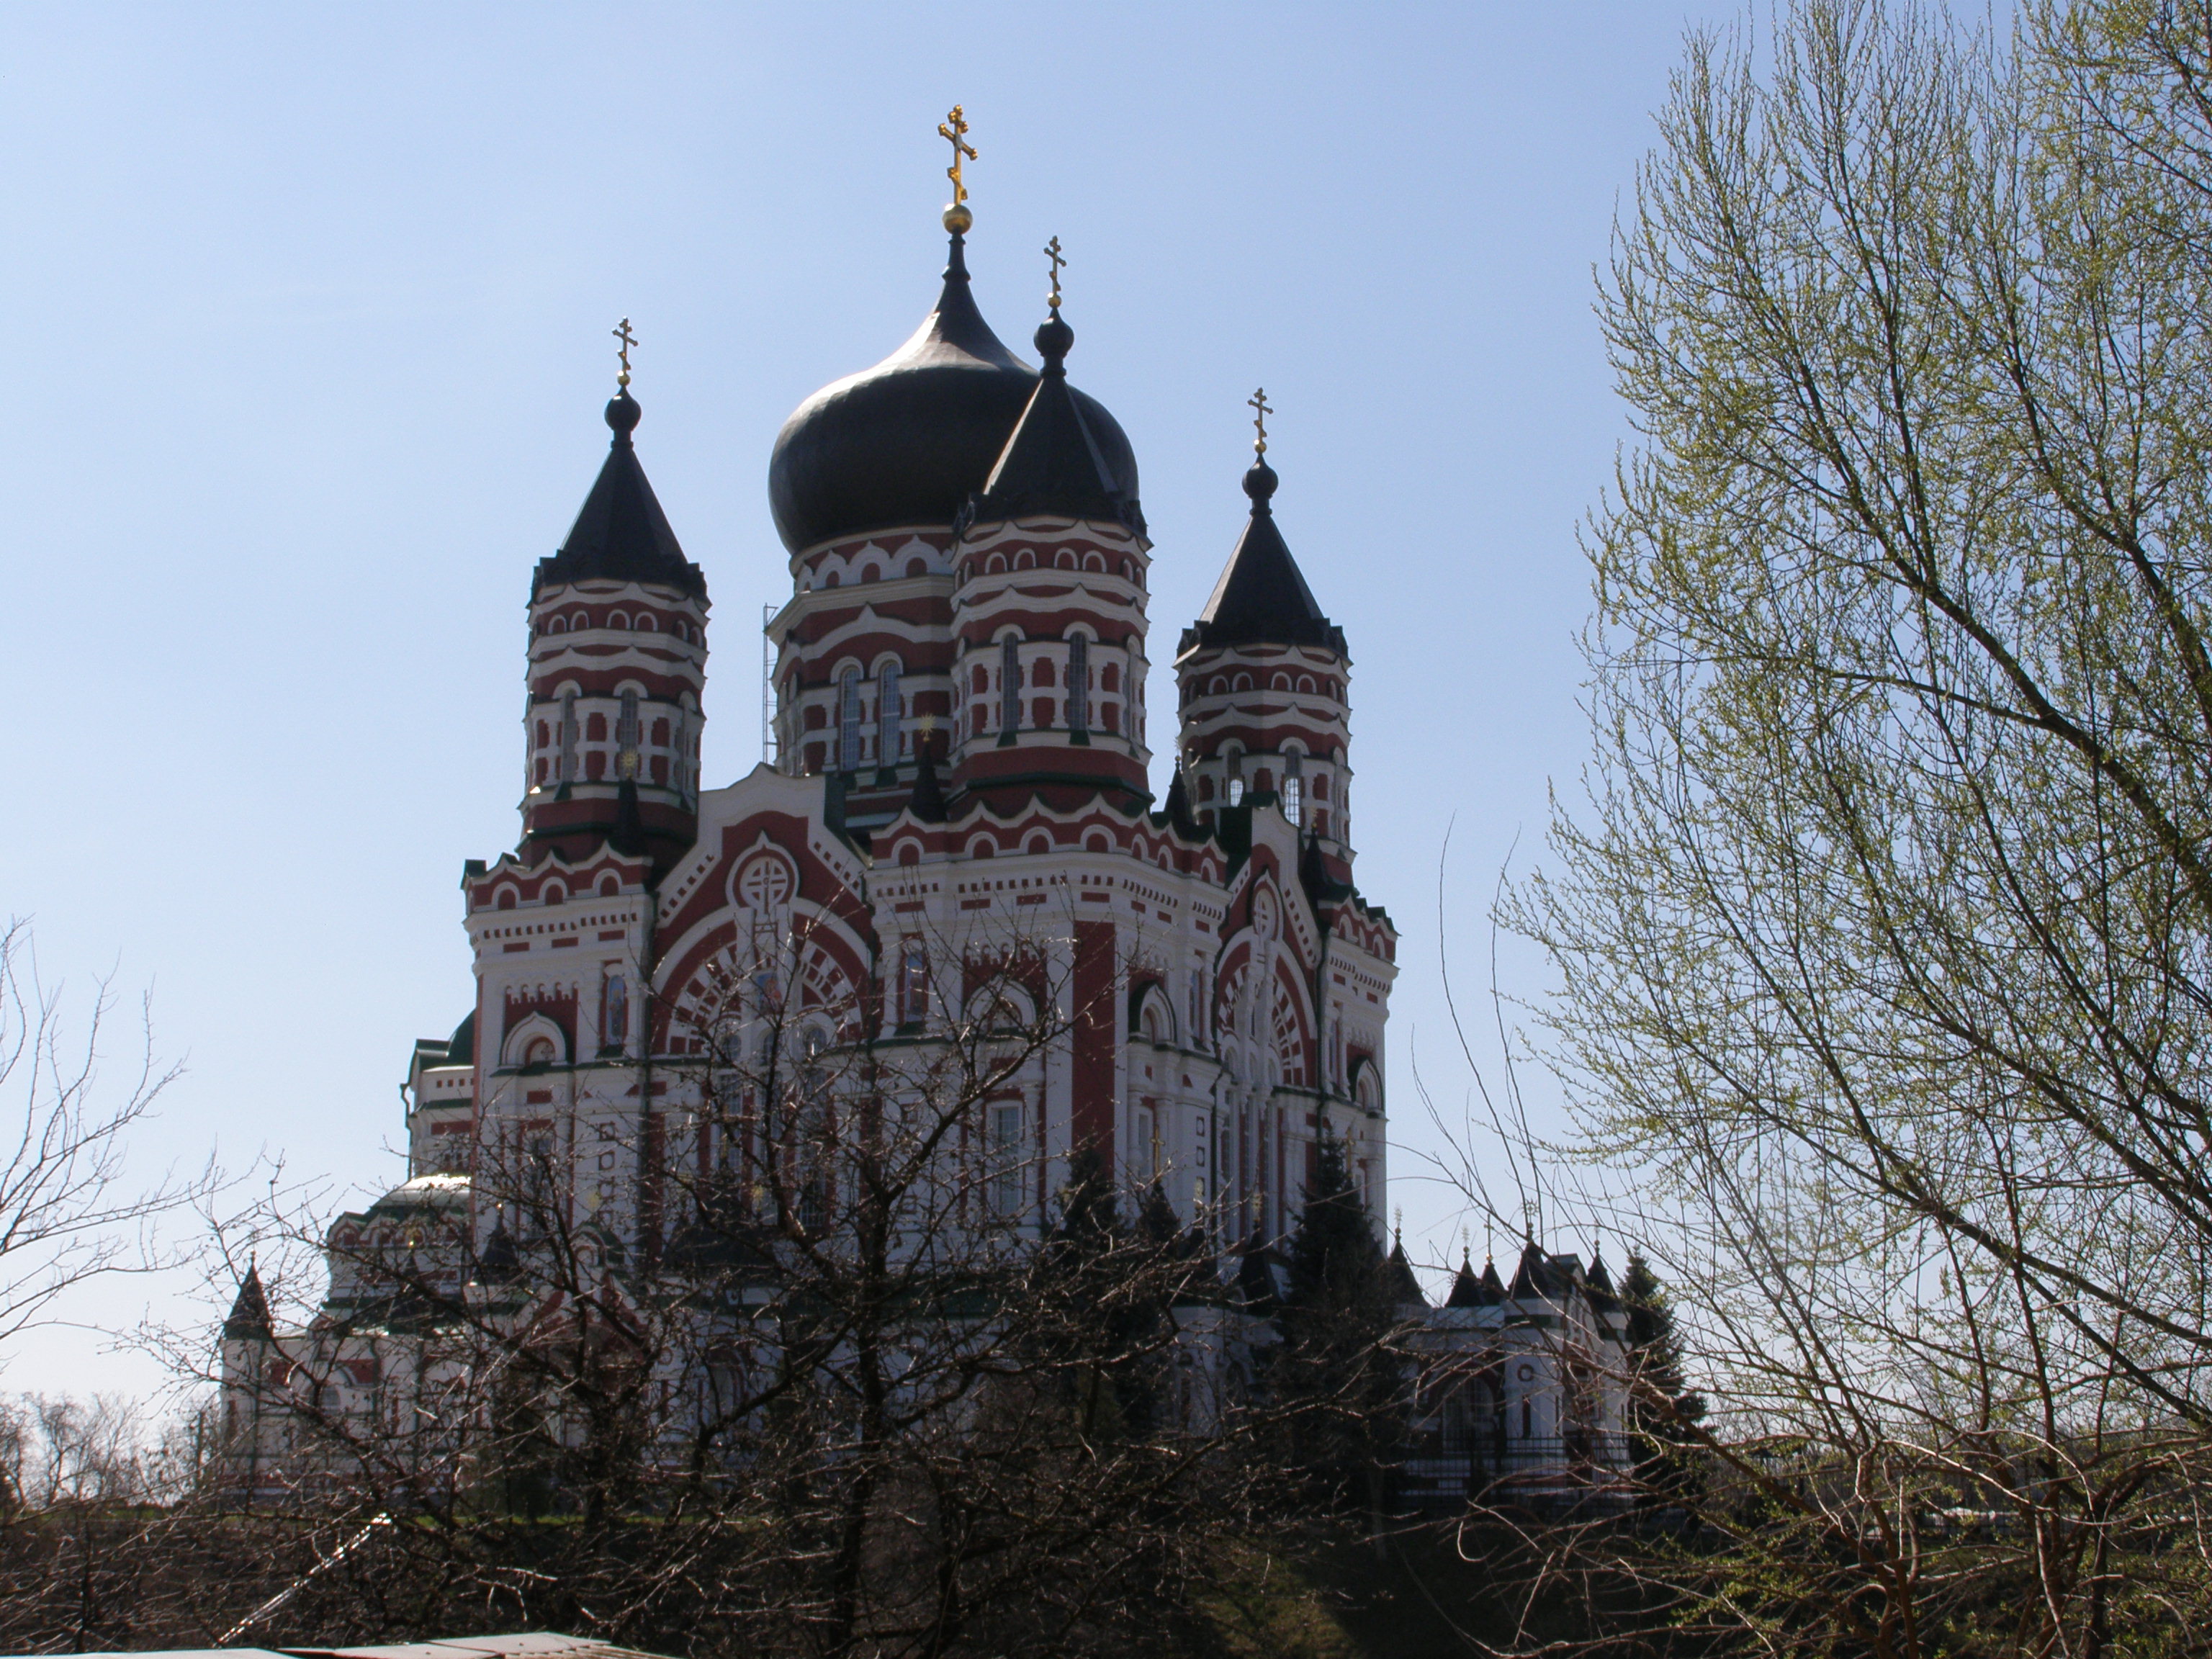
[[1225, 747, 1246, 807], [999, 636, 1021, 734], [1067, 634, 1089, 736], [559, 691, 578, 782], [877, 662, 902, 763], [1283, 751, 1304, 826], [838, 668, 863, 772]]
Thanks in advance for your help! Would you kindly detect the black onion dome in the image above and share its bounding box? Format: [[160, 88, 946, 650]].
[[533, 390, 708, 601], [768, 232, 1139, 554]]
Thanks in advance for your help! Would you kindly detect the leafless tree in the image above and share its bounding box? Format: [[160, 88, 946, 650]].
[[0, 919, 207, 1354], [74, 904, 1318, 1659]]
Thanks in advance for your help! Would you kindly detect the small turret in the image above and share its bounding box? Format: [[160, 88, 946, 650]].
[[521, 350, 710, 876], [1175, 403, 1354, 858]]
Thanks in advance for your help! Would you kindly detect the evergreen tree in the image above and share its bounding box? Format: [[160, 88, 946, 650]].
[[1038, 1146, 1175, 1434], [1269, 1129, 1402, 1506], [1619, 1252, 1704, 1507]]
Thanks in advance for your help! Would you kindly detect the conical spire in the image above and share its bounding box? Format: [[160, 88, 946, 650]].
[[1384, 1226, 1428, 1308], [224, 1263, 274, 1342], [1445, 1247, 1485, 1308], [1162, 765, 1199, 837], [1184, 412, 1345, 655], [534, 367, 707, 601], [968, 244, 1143, 534], [906, 742, 948, 822]]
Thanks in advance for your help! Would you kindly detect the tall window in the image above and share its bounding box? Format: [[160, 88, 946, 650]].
[[617, 690, 640, 778], [900, 944, 927, 1026], [1283, 750, 1303, 825], [603, 973, 629, 1056], [1067, 634, 1089, 735], [991, 1102, 1023, 1215], [558, 691, 577, 782], [877, 662, 902, 764], [999, 637, 1021, 734], [838, 669, 863, 772]]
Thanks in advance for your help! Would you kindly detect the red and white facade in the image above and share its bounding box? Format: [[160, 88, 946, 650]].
[[225, 212, 1405, 1460]]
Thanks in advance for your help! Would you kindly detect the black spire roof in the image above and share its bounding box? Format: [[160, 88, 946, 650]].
[[906, 743, 948, 822], [532, 390, 707, 601], [768, 223, 1138, 554], [1385, 1231, 1429, 1308], [1509, 1240, 1565, 1300], [966, 305, 1145, 535], [1181, 454, 1346, 657], [224, 1264, 273, 1341], [1445, 1249, 1485, 1308]]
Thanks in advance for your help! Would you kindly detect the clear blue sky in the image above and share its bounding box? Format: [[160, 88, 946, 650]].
[[0, 3, 1732, 1400]]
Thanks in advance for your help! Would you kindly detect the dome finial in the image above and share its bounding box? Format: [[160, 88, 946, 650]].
[[1242, 387, 1278, 507], [613, 317, 637, 390], [606, 318, 642, 440], [1034, 235, 1074, 372], [1044, 235, 1066, 313], [938, 104, 976, 234]]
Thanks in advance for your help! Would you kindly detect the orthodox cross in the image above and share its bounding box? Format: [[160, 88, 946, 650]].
[[613, 318, 637, 388], [938, 104, 976, 204], [1043, 235, 1066, 310], [1248, 387, 1273, 454]]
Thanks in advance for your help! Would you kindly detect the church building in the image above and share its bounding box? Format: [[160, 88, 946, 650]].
[[221, 138, 1627, 1503]]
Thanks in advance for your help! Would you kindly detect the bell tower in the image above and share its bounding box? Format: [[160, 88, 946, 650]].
[[1175, 406, 1355, 868], [948, 266, 1153, 814], [519, 350, 709, 875]]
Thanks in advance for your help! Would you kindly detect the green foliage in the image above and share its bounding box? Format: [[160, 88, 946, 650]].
[[1506, 0, 2212, 1649], [1266, 1131, 1402, 1506]]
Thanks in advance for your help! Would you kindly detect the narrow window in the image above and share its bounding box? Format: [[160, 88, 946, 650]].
[[603, 974, 629, 1055], [877, 662, 902, 763], [618, 690, 641, 779], [558, 691, 578, 782], [991, 1102, 1023, 1214], [901, 944, 927, 1025], [1067, 635, 1089, 735], [1283, 751, 1303, 825], [838, 669, 862, 771], [999, 637, 1021, 733]]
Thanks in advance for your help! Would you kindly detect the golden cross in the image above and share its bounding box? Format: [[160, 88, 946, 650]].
[[1248, 387, 1273, 454], [613, 318, 637, 388], [937, 104, 977, 205], [1043, 235, 1066, 310]]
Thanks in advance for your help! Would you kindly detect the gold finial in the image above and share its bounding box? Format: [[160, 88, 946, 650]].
[[1044, 235, 1066, 310], [938, 104, 977, 231], [1248, 387, 1273, 455], [613, 318, 637, 390]]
